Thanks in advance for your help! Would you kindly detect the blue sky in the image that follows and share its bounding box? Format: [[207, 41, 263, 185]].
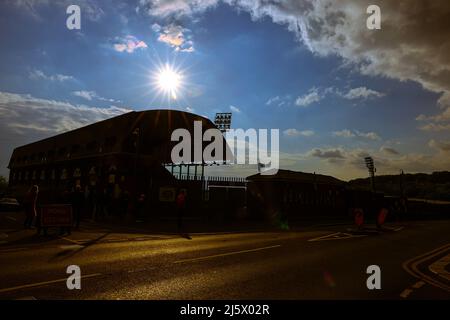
[[1, 0, 449, 180]]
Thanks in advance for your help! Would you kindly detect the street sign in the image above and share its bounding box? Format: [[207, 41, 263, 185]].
[[159, 187, 176, 202], [354, 208, 364, 227], [377, 208, 388, 226], [40, 204, 73, 227]]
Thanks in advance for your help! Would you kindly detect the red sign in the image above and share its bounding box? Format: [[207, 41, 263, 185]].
[[354, 208, 364, 227], [377, 208, 388, 226], [40, 204, 73, 227]]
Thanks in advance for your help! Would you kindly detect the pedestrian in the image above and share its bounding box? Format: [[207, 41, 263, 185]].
[[135, 193, 145, 222], [24, 185, 38, 229], [176, 189, 186, 233], [71, 185, 84, 229]]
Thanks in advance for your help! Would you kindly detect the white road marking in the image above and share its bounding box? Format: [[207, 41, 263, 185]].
[[0, 273, 102, 294], [174, 244, 282, 264], [308, 232, 367, 242]]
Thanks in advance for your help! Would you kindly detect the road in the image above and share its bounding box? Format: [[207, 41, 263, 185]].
[[0, 211, 449, 300]]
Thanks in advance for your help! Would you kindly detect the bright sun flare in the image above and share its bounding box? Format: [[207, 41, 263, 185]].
[[157, 65, 181, 99]]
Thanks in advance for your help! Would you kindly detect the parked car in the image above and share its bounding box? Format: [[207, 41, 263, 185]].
[[0, 197, 21, 211]]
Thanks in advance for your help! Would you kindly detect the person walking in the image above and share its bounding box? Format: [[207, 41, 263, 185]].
[[176, 189, 186, 233], [71, 185, 84, 229], [24, 185, 38, 229]]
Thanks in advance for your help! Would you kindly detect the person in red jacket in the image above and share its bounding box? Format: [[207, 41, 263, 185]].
[[24, 185, 38, 229]]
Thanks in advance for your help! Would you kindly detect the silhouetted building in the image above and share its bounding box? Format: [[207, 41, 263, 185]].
[[7, 110, 227, 218], [247, 170, 347, 221]]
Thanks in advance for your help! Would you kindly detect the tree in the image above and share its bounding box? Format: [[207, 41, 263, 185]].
[[0, 175, 8, 195]]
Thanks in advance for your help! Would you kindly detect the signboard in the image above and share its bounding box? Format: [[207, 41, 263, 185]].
[[354, 208, 364, 227], [159, 187, 176, 202], [40, 204, 73, 227], [377, 208, 388, 226]]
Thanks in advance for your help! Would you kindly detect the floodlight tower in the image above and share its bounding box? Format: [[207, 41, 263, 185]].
[[213, 112, 232, 166], [214, 112, 232, 133], [364, 156, 376, 192]]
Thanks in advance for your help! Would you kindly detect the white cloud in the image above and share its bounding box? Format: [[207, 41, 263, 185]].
[[295, 87, 321, 107], [72, 91, 120, 103], [283, 128, 314, 137], [72, 90, 96, 101], [137, 0, 218, 18], [113, 35, 148, 53], [416, 107, 450, 131], [308, 148, 346, 160], [419, 123, 450, 132], [0, 91, 132, 176], [151, 23, 162, 32], [230, 105, 241, 113], [138, 0, 450, 111], [380, 146, 400, 156], [29, 69, 74, 82], [342, 87, 384, 100], [0, 91, 130, 134], [154, 23, 194, 52], [266, 96, 280, 106], [266, 95, 292, 107], [333, 129, 381, 140], [333, 129, 355, 138], [428, 139, 450, 152], [355, 130, 381, 141]]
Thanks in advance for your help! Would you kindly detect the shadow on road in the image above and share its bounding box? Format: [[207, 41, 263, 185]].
[[48, 232, 110, 262]]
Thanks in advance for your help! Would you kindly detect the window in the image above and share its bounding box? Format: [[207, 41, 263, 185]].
[[104, 136, 117, 152], [58, 147, 67, 157], [47, 150, 55, 160], [86, 141, 98, 153], [71, 144, 81, 155]]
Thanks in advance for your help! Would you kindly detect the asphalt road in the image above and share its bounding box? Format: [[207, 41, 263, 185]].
[[0, 211, 449, 300]]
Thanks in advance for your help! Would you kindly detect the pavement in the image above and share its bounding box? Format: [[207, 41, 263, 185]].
[[0, 210, 449, 300]]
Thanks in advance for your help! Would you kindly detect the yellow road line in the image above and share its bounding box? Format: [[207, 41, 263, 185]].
[[174, 244, 281, 264], [402, 243, 450, 294], [412, 281, 425, 289], [429, 253, 450, 281], [0, 273, 102, 294], [400, 288, 413, 298]]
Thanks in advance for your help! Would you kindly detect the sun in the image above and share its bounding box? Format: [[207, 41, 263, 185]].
[[156, 64, 182, 100]]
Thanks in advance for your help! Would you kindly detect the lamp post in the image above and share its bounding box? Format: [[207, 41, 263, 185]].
[[364, 156, 376, 192], [132, 127, 140, 194], [214, 112, 232, 134]]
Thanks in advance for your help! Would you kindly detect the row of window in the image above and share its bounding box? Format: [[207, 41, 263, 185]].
[[11, 167, 98, 182], [11, 137, 118, 166]]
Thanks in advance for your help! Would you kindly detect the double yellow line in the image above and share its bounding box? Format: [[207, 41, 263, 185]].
[[402, 243, 450, 294]]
